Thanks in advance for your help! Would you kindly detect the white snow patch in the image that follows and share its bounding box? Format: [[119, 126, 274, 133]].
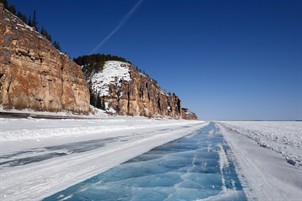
[[16, 23, 24, 27], [90, 61, 131, 96], [89, 106, 108, 118], [104, 102, 109, 110], [220, 121, 302, 167], [217, 143, 229, 193], [107, 107, 116, 114], [0, 106, 104, 119], [217, 144, 229, 170], [217, 121, 302, 201]]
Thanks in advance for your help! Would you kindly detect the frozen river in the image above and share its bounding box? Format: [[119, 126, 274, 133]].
[[44, 122, 247, 201], [1, 118, 299, 200], [0, 117, 204, 200]]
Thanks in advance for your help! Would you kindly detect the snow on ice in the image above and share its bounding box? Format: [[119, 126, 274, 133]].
[[1, 118, 301, 201], [43, 122, 247, 201], [218, 121, 302, 201], [220, 121, 302, 167], [0, 117, 203, 201]]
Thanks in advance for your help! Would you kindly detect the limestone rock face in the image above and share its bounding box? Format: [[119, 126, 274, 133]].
[[0, 5, 90, 114], [89, 61, 197, 119], [182, 108, 198, 120]]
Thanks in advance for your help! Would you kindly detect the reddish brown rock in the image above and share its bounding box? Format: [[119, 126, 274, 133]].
[[0, 4, 90, 114], [114, 65, 183, 118], [90, 61, 197, 119], [182, 108, 198, 120]]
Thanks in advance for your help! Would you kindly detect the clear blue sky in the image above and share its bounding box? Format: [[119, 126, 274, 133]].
[[10, 0, 302, 120]]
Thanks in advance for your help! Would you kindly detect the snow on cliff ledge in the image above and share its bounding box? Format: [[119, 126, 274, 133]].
[[90, 61, 131, 96]]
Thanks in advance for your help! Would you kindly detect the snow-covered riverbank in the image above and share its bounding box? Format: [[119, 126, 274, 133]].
[[0, 117, 205, 201], [218, 121, 302, 201]]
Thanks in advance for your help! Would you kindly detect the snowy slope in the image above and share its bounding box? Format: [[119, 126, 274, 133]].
[[0, 117, 205, 201], [90, 61, 131, 96], [218, 121, 302, 201], [220, 121, 302, 167]]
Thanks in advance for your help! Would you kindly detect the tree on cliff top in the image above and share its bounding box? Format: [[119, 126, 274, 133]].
[[32, 10, 38, 30], [0, 0, 8, 9], [41, 26, 52, 42], [74, 54, 131, 78], [27, 16, 32, 26], [8, 4, 16, 14], [53, 41, 61, 51], [74, 54, 130, 67], [4, 0, 62, 52], [17, 11, 28, 24]]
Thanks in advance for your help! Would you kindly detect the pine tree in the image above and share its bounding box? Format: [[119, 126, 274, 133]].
[[27, 16, 32, 26], [0, 0, 8, 9], [32, 10, 38, 30], [40, 26, 46, 36], [53, 41, 61, 51], [17, 12, 28, 24], [8, 5, 16, 14], [90, 92, 96, 106], [100, 97, 105, 110], [40, 26, 52, 42], [96, 95, 102, 109], [46, 33, 52, 42]]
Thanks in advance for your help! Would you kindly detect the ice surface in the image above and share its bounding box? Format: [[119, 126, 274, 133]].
[[44, 123, 247, 201], [0, 117, 203, 200]]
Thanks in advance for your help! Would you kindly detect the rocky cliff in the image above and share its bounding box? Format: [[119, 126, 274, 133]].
[[0, 4, 90, 114], [182, 108, 198, 120], [87, 60, 198, 119]]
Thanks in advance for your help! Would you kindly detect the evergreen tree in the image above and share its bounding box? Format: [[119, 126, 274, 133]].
[[90, 91, 96, 106], [40, 26, 46, 35], [100, 97, 105, 110], [92, 93, 99, 108], [53, 41, 61, 51], [32, 10, 38, 30], [46, 33, 52, 42], [74, 54, 132, 79], [17, 11, 28, 24], [96, 95, 102, 109], [8, 4, 16, 14], [27, 16, 32, 26], [40, 26, 52, 42], [0, 0, 8, 9]]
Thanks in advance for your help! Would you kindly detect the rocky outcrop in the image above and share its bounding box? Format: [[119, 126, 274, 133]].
[[89, 61, 197, 119], [182, 108, 198, 120], [0, 4, 90, 114]]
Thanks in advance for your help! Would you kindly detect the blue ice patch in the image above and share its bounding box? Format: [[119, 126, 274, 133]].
[[43, 122, 247, 201]]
